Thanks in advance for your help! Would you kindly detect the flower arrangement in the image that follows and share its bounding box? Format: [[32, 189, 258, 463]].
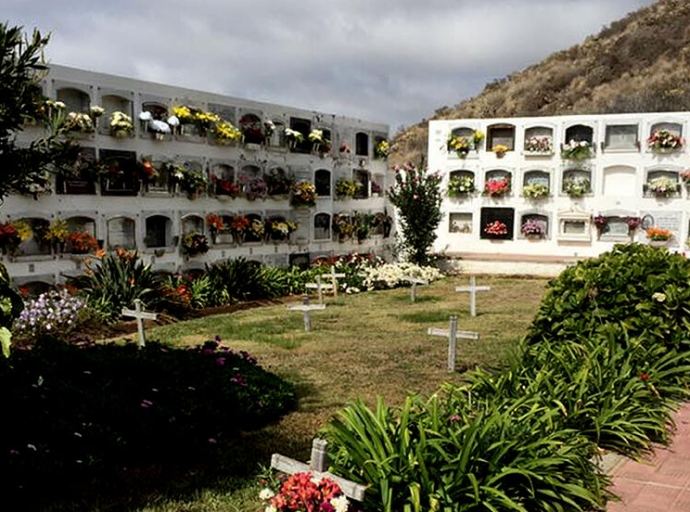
[[66, 112, 95, 133], [265, 219, 298, 241], [212, 176, 242, 198], [291, 180, 317, 207], [483, 176, 511, 197], [561, 140, 593, 160], [484, 220, 508, 236], [339, 143, 351, 154], [264, 120, 276, 138], [681, 169, 690, 184], [137, 159, 159, 183], [67, 231, 99, 254], [447, 175, 475, 197], [285, 128, 305, 146], [211, 120, 242, 143], [12, 219, 32, 243], [593, 215, 608, 232], [259, 472, 351, 512], [181, 231, 209, 256], [0, 221, 22, 254], [138, 110, 172, 139], [524, 136, 553, 154], [172, 106, 194, 124], [447, 130, 484, 157], [372, 211, 393, 237], [374, 139, 390, 159], [646, 227, 672, 241], [371, 181, 383, 196], [522, 183, 550, 199], [229, 215, 250, 243], [647, 130, 684, 152], [644, 176, 680, 197], [248, 219, 265, 240], [333, 213, 356, 240], [239, 175, 268, 201], [335, 178, 361, 199], [14, 289, 86, 339], [308, 129, 331, 154], [521, 218, 546, 237], [626, 216, 642, 232], [173, 165, 208, 199], [109, 111, 134, 137], [562, 175, 591, 197], [492, 144, 509, 158], [43, 217, 69, 249], [206, 213, 225, 238]]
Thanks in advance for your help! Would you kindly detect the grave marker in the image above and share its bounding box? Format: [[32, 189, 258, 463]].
[[328, 267, 346, 298], [427, 315, 479, 371], [271, 438, 367, 501], [305, 275, 334, 305], [455, 276, 491, 317], [121, 299, 158, 348], [288, 294, 326, 332], [403, 276, 429, 302]]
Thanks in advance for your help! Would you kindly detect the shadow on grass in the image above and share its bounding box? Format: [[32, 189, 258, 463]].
[[398, 309, 461, 324], [392, 293, 441, 304]]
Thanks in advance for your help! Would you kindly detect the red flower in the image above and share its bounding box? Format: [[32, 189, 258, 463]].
[[640, 372, 650, 381]]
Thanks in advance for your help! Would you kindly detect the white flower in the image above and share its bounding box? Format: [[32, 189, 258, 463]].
[[138, 111, 153, 121], [265, 505, 277, 512], [258, 488, 275, 500], [54, 101, 66, 109], [652, 292, 666, 303], [330, 495, 350, 512], [166, 115, 180, 127], [89, 105, 105, 117]]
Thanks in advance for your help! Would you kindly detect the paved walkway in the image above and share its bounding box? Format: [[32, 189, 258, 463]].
[[607, 402, 690, 511]]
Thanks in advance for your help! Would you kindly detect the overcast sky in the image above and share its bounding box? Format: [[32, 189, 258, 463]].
[[7, 0, 656, 131]]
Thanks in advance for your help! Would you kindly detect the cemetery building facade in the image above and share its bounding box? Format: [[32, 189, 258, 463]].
[[427, 112, 690, 261], [4, 65, 392, 290]]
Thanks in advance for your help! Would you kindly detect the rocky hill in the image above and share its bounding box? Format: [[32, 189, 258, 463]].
[[391, 0, 690, 166]]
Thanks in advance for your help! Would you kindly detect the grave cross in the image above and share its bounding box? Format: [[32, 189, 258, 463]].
[[305, 275, 334, 305], [427, 315, 479, 371], [288, 294, 326, 332], [455, 276, 491, 317], [403, 276, 429, 302], [121, 299, 158, 348], [271, 438, 367, 501], [328, 267, 346, 298]]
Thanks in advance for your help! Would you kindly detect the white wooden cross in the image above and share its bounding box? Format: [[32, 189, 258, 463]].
[[403, 276, 429, 302], [288, 294, 326, 332], [428, 315, 479, 371], [455, 276, 491, 317], [271, 438, 367, 501], [305, 275, 334, 305], [328, 267, 346, 298], [121, 299, 158, 348]]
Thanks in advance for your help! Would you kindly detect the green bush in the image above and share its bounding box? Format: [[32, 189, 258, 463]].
[[0, 336, 297, 493], [526, 244, 690, 355], [205, 257, 290, 305]]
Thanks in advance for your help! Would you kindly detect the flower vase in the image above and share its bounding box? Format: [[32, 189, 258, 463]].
[[649, 240, 669, 247], [233, 233, 245, 246]]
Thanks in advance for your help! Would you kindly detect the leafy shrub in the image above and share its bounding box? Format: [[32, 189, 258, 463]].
[[325, 394, 604, 512], [526, 244, 690, 355], [0, 336, 297, 492], [0, 262, 23, 357], [206, 257, 292, 305], [67, 250, 163, 322], [13, 289, 85, 339]]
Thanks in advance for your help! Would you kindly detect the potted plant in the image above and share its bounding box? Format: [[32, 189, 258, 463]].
[[561, 140, 593, 160], [372, 211, 393, 238], [335, 178, 360, 199], [44, 217, 69, 253], [448, 175, 475, 198], [239, 175, 268, 201], [447, 135, 472, 158], [247, 218, 265, 242], [563, 175, 591, 198], [265, 168, 295, 197], [483, 220, 508, 238], [284, 128, 304, 149], [626, 216, 642, 236], [212, 176, 242, 198], [644, 176, 680, 198], [371, 181, 383, 197], [353, 212, 374, 242], [308, 129, 331, 155], [211, 120, 242, 145], [522, 183, 550, 199], [483, 176, 511, 198], [172, 165, 209, 199], [521, 219, 546, 239], [67, 230, 99, 254], [264, 219, 297, 243], [181, 231, 209, 256], [374, 139, 390, 159], [206, 213, 225, 243], [492, 144, 509, 158], [647, 130, 684, 153], [332, 213, 355, 242], [593, 214, 608, 236], [109, 111, 134, 138], [136, 158, 159, 185], [0, 221, 22, 256], [524, 136, 553, 154], [290, 180, 317, 207], [646, 226, 672, 246], [229, 215, 250, 245]]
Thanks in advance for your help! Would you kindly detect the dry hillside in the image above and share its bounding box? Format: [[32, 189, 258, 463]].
[[391, 0, 690, 166]]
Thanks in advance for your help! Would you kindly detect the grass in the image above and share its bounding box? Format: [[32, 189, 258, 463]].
[[30, 275, 549, 511]]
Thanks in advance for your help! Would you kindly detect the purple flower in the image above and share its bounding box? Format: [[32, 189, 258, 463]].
[[215, 357, 226, 366], [207, 438, 217, 444], [140, 399, 154, 408], [449, 415, 462, 423], [9, 449, 20, 456]]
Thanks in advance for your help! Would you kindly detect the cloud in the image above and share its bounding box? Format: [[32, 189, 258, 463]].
[[5, 0, 656, 129]]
